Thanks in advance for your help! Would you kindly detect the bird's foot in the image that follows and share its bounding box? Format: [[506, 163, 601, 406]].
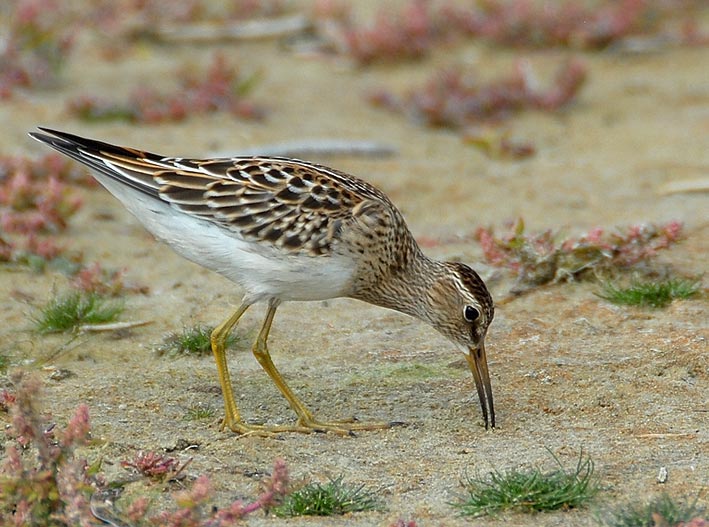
[[219, 415, 400, 437], [294, 416, 400, 436], [219, 416, 314, 436]]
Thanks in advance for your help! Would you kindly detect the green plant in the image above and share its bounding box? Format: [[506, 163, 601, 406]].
[[184, 403, 217, 421], [0, 351, 9, 373], [453, 450, 599, 517], [155, 325, 240, 357], [597, 277, 701, 308], [596, 493, 706, 526], [274, 476, 384, 517], [33, 290, 124, 333]]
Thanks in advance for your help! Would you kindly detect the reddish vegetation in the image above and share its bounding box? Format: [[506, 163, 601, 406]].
[[67, 52, 265, 124], [442, 0, 650, 49], [678, 520, 709, 527], [0, 156, 83, 235], [0, 373, 291, 526], [0, 374, 97, 526], [71, 261, 148, 296], [86, 0, 287, 38], [322, 0, 434, 64], [0, 0, 288, 97], [0, 154, 85, 267], [390, 520, 418, 527], [0, 154, 144, 294], [317, 0, 708, 65], [0, 0, 75, 98], [369, 59, 586, 129], [475, 219, 684, 286], [121, 451, 187, 480], [1, 0, 705, 99], [148, 460, 289, 526], [0, 389, 17, 412]]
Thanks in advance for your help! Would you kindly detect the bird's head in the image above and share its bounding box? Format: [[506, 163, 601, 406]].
[[428, 262, 495, 429]]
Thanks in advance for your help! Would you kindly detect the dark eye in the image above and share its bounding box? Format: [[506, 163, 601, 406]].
[[464, 305, 480, 322]]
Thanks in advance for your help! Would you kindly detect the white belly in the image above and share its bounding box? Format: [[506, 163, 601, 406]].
[[94, 175, 356, 303]]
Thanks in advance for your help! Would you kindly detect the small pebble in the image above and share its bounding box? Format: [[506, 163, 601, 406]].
[[657, 466, 668, 484]]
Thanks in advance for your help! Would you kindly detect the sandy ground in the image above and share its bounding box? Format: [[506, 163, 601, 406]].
[[1, 5, 708, 526]]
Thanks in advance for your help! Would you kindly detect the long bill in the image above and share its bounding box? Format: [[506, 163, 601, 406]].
[[465, 340, 495, 429]]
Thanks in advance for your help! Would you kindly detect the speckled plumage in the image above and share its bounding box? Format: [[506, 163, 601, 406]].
[[30, 127, 496, 435]]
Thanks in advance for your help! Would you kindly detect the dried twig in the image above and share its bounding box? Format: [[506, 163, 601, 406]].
[[214, 139, 397, 159], [90, 489, 134, 527], [150, 14, 310, 43], [78, 320, 152, 332], [633, 432, 697, 439], [656, 178, 709, 195]]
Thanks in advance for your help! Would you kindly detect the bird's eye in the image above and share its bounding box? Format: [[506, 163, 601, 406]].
[[464, 305, 480, 322]]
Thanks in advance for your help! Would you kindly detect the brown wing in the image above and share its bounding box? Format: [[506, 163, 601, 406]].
[[29, 127, 395, 256], [158, 157, 392, 255]]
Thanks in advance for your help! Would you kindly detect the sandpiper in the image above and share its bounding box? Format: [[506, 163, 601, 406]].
[[30, 127, 496, 435]]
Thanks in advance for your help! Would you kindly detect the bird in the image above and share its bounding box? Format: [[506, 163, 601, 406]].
[[29, 127, 496, 435]]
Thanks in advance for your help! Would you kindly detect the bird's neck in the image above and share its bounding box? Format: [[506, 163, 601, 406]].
[[352, 248, 445, 324]]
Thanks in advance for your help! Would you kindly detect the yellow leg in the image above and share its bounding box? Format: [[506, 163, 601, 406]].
[[210, 302, 251, 433], [251, 300, 392, 435], [209, 300, 320, 436]]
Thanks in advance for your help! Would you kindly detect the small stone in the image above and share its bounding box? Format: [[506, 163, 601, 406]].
[[657, 466, 668, 484]]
